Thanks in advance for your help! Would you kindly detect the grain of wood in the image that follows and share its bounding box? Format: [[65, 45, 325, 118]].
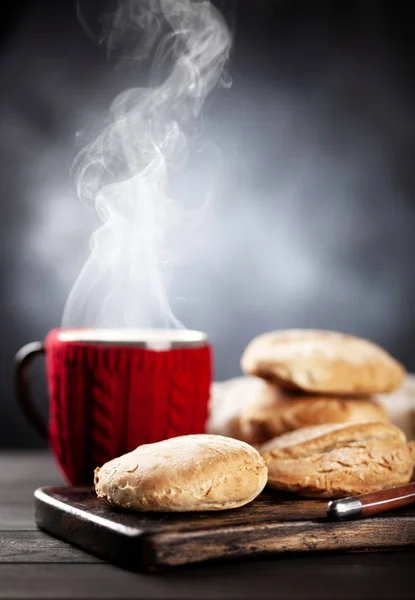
[[0, 452, 62, 483], [0, 532, 100, 563], [0, 452, 63, 508], [0, 505, 37, 531], [0, 554, 414, 600]]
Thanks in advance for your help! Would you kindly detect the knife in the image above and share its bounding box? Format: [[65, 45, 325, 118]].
[[327, 481, 415, 520]]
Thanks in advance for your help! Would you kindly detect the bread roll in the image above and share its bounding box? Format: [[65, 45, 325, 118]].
[[233, 382, 388, 445], [94, 434, 268, 512], [241, 329, 405, 395], [208, 376, 388, 445], [260, 422, 415, 498]]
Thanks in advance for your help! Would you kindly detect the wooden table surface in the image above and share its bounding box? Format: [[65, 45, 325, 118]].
[[1, 452, 414, 600]]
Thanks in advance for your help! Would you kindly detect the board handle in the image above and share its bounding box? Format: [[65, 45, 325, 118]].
[[327, 481, 415, 520]]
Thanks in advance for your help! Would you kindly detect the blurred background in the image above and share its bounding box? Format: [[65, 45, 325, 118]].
[[1, 0, 415, 448]]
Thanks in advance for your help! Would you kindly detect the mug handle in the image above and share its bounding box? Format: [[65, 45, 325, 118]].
[[14, 342, 47, 440]]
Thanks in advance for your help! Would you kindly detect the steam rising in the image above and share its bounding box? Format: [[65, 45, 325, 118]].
[[62, 0, 232, 328]]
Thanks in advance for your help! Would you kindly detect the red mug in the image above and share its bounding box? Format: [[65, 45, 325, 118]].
[[14, 328, 212, 485]]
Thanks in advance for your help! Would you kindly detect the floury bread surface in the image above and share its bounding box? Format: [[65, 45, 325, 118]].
[[241, 329, 405, 395], [94, 434, 268, 512], [208, 376, 387, 445], [260, 422, 415, 498]]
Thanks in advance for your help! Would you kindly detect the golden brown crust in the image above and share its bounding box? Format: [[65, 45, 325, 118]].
[[241, 329, 405, 395], [232, 381, 388, 445], [94, 434, 268, 512], [260, 422, 414, 498]]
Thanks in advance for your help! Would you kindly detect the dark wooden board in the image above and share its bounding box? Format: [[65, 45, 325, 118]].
[[35, 486, 415, 572]]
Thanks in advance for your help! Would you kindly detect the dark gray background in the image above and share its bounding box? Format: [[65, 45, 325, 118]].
[[1, 1, 415, 448]]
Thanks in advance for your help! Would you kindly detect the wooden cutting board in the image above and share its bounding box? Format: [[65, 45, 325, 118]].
[[34, 486, 415, 572]]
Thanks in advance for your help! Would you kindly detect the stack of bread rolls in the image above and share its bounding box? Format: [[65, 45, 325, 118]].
[[209, 329, 415, 498], [232, 329, 406, 444]]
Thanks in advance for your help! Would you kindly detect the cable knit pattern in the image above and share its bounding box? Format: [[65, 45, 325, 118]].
[[45, 329, 211, 485]]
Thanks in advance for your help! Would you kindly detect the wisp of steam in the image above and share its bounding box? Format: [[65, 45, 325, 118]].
[[62, 0, 232, 329]]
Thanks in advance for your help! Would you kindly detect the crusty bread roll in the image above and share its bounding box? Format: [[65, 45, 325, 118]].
[[94, 434, 268, 512], [207, 376, 388, 445], [241, 329, 405, 395], [209, 374, 415, 442], [260, 422, 415, 498], [232, 382, 389, 445]]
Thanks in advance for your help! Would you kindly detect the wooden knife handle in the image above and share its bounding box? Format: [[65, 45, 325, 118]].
[[327, 481, 415, 519], [359, 481, 415, 517]]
